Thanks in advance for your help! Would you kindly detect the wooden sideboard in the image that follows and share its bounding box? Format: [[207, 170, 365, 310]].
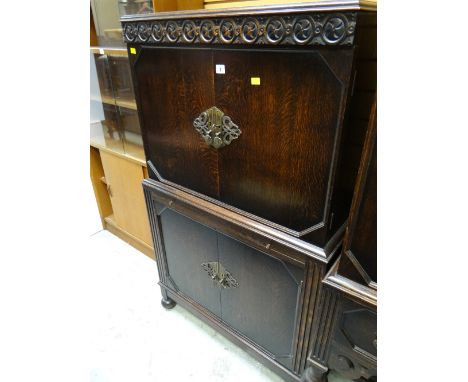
[[121, 2, 376, 381], [312, 99, 377, 382]]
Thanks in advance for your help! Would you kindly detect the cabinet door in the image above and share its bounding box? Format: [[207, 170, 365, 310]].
[[100, 150, 152, 245], [217, 233, 304, 369], [159, 208, 221, 317], [214, 49, 344, 233], [133, 47, 219, 199]]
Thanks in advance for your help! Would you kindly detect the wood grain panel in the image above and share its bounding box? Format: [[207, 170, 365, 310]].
[[218, 233, 304, 369], [159, 208, 222, 316], [100, 150, 152, 246], [134, 47, 219, 199], [214, 49, 343, 233]]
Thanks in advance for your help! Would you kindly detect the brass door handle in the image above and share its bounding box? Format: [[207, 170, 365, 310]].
[[193, 106, 241, 149], [202, 261, 239, 289]]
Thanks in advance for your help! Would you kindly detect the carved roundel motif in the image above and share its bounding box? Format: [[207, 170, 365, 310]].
[[182, 20, 197, 43], [265, 18, 286, 44], [241, 18, 259, 43], [200, 20, 215, 43], [293, 17, 315, 44], [137, 23, 151, 42], [219, 19, 236, 43], [165, 21, 180, 42], [151, 23, 164, 42], [124, 24, 138, 42], [323, 16, 347, 44]]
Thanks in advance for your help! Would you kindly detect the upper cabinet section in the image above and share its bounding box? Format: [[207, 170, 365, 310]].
[[132, 46, 354, 242], [123, 3, 376, 247]]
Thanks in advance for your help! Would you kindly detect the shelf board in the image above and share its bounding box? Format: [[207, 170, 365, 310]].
[[116, 98, 137, 110], [90, 139, 146, 167], [90, 46, 128, 57], [90, 94, 137, 110]]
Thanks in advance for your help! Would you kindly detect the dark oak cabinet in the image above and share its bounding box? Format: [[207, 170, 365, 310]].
[[123, 2, 376, 381]]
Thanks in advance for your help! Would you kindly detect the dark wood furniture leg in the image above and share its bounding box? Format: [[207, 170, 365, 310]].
[[301, 366, 328, 382], [160, 288, 176, 309], [161, 297, 176, 310]]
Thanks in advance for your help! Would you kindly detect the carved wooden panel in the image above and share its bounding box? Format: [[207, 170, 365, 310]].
[[122, 12, 357, 46]]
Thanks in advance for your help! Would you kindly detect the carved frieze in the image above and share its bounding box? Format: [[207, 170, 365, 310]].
[[122, 12, 356, 46]]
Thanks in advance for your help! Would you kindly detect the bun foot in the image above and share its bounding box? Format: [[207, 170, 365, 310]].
[[161, 297, 176, 310], [301, 366, 328, 382]]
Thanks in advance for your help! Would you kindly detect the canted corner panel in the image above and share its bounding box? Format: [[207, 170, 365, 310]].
[[122, 12, 357, 46], [340, 307, 377, 360], [143, 186, 170, 286]]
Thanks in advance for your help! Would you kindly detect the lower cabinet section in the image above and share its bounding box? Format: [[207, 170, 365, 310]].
[[305, 261, 377, 381], [143, 179, 343, 382], [218, 234, 303, 370], [160, 208, 222, 316], [159, 206, 304, 370], [327, 297, 377, 381]]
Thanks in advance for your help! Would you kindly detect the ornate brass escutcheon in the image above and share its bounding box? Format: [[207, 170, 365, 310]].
[[201, 261, 239, 289], [193, 106, 241, 149]]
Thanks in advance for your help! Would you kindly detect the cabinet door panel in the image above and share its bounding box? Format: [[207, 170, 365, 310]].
[[214, 50, 344, 232], [217, 233, 304, 368], [134, 47, 219, 199], [134, 47, 350, 238], [159, 208, 221, 317], [100, 150, 152, 245]]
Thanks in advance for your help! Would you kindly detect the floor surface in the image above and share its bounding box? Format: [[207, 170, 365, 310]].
[[89, 229, 352, 382]]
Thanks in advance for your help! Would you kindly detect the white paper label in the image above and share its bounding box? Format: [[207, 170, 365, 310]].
[[215, 64, 225, 74]]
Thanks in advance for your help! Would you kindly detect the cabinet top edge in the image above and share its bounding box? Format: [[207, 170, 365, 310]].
[[120, 1, 376, 22], [142, 178, 338, 263]]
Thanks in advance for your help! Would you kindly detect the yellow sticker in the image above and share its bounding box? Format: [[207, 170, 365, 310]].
[[251, 77, 261, 85], [130, 47, 137, 55]]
